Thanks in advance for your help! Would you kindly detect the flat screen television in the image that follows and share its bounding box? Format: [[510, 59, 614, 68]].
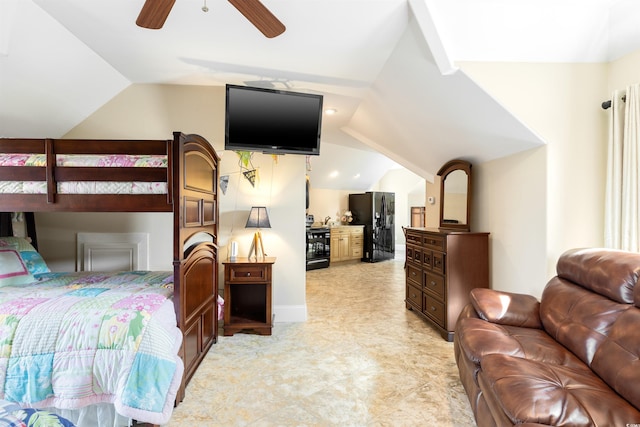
[[225, 84, 324, 156]]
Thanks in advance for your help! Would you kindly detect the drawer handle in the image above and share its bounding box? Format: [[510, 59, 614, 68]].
[[247, 272, 251, 277], [412, 293, 417, 298], [431, 306, 437, 311], [411, 272, 417, 277], [430, 281, 436, 287]]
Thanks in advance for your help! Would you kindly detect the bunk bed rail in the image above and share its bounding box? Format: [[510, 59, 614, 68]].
[[0, 137, 174, 211]]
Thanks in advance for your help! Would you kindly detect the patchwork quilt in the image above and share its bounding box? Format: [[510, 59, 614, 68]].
[[0, 271, 184, 425]]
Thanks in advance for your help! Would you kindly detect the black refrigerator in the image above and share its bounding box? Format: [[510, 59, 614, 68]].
[[348, 191, 395, 262]]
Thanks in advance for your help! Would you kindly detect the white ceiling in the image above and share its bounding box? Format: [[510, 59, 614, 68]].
[[2, 0, 639, 190]]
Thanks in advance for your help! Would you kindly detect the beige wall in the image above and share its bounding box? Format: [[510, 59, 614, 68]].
[[307, 188, 357, 226], [460, 55, 639, 297], [608, 50, 640, 91]]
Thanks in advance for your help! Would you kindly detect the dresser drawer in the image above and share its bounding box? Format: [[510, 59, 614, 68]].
[[407, 264, 422, 287], [227, 264, 269, 283], [422, 233, 445, 251], [422, 249, 432, 269], [423, 294, 445, 328], [406, 283, 422, 310], [423, 272, 445, 299], [406, 231, 422, 246], [406, 245, 422, 266], [432, 251, 445, 275]]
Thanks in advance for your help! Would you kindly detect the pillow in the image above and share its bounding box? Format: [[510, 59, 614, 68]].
[[0, 247, 35, 287], [0, 237, 50, 275]]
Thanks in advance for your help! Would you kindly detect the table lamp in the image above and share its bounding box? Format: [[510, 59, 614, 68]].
[[246, 206, 271, 260]]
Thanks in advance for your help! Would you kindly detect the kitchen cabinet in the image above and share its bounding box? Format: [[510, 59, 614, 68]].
[[330, 226, 364, 263]]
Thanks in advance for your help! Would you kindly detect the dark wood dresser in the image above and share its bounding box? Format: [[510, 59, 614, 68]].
[[405, 227, 489, 341]]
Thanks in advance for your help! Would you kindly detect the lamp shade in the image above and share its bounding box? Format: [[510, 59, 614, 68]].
[[245, 207, 271, 229]]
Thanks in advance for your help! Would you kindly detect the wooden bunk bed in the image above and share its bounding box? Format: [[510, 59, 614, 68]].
[[0, 132, 219, 424]]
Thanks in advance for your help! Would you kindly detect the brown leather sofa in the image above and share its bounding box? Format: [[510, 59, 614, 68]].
[[454, 248, 640, 426]]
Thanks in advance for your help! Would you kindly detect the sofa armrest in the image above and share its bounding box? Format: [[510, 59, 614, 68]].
[[470, 288, 542, 328]]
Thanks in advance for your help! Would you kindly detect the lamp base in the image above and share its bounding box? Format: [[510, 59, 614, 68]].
[[248, 230, 266, 260]]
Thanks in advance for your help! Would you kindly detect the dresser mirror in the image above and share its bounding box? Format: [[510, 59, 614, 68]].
[[437, 159, 471, 231]]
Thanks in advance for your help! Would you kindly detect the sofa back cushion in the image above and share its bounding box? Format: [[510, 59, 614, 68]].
[[540, 248, 640, 367], [555, 248, 639, 304], [591, 307, 640, 410]]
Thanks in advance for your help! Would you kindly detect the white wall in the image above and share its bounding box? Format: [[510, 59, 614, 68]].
[[37, 84, 308, 322]]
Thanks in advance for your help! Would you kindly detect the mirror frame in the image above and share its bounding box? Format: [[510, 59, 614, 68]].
[[437, 159, 472, 231]]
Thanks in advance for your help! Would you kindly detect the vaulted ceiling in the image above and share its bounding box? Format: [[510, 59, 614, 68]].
[[2, 0, 639, 190]]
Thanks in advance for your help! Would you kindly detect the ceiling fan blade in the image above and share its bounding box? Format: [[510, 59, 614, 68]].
[[136, 0, 176, 29], [228, 0, 286, 38]]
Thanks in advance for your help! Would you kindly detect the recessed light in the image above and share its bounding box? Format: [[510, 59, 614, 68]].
[[325, 108, 337, 115], [329, 171, 339, 178]]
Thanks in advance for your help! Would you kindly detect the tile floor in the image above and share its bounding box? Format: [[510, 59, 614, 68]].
[[167, 256, 476, 426]]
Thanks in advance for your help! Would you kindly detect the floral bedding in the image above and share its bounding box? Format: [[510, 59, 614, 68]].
[[0, 154, 167, 168], [0, 153, 169, 195], [0, 271, 184, 425], [0, 399, 75, 427]]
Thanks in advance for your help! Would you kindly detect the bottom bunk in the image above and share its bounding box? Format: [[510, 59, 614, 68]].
[[0, 235, 185, 426]]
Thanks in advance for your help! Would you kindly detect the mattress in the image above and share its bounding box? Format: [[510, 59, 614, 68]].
[[0, 153, 168, 195]]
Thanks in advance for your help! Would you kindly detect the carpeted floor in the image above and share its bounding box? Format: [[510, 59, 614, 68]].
[[166, 256, 476, 426]]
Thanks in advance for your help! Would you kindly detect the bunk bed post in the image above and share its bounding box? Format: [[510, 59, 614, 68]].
[[0, 212, 12, 237], [45, 139, 56, 204]]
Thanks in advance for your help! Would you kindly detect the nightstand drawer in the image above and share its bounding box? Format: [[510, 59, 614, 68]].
[[227, 264, 269, 283]]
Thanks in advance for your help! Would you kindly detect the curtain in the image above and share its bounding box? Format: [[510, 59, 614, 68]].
[[605, 84, 640, 251]]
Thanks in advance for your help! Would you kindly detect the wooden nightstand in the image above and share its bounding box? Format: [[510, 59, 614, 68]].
[[222, 257, 276, 336]]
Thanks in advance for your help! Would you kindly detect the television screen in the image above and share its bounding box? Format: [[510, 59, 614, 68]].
[[225, 84, 323, 156]]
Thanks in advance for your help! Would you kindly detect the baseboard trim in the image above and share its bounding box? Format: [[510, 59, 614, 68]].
[[273, 304, 307, 322]]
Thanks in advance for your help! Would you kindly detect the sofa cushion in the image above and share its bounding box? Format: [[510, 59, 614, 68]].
[[557, 248, 639, 304], [470, 288, 541, 328], [592, 307, 640, 410], [541, 277, 630, 367], [478, 353, 640, 426], [456, 317, 585, 369]]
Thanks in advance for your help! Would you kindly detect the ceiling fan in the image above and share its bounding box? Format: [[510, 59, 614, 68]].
[[136, 0, 286, 38]]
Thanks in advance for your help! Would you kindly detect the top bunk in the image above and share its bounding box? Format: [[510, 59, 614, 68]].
[[0, 131, 219, 213]]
